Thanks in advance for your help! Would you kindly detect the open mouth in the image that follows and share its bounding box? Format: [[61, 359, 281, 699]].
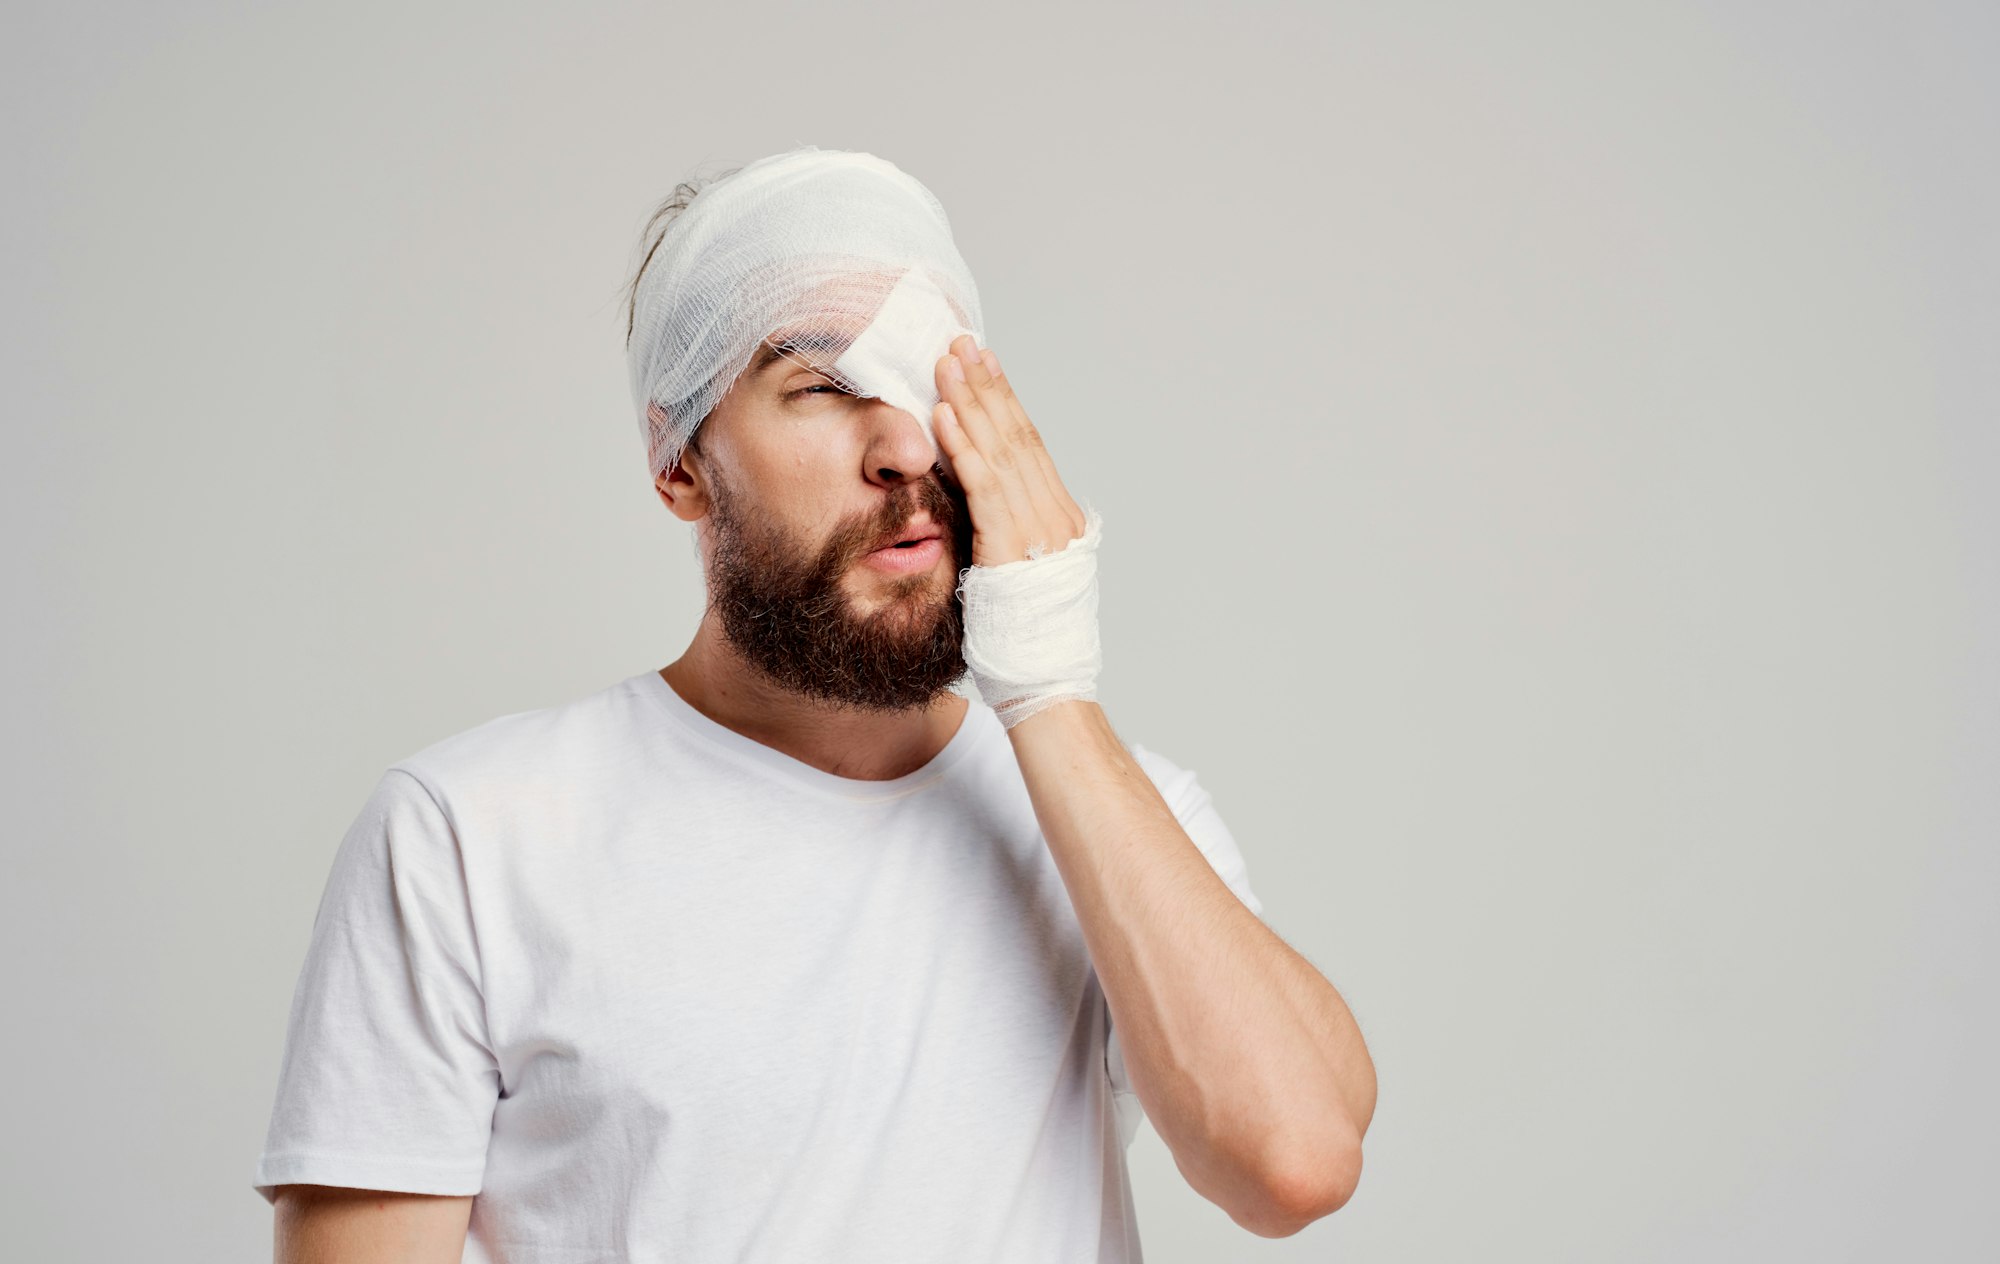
[[876, 523, 944, 552], [861, 524, 947, 574]]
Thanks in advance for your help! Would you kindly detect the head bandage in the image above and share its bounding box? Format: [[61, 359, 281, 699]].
[[626, 147, 984, 482]]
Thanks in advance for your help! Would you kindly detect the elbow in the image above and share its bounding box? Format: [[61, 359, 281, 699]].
[[1243, 1133, 1365, 1238]]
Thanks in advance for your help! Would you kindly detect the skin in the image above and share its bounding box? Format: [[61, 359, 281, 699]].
[[269, 331, 1376, 1256], [271, 1185, 472, 1262]]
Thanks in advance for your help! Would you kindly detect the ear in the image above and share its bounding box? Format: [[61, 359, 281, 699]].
[[654, 454, 710, 523], [650, 405, 710, 523]]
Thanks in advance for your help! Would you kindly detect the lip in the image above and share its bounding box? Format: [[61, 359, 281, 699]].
[[882, 516, 943, 547], [861, 535, 946, 575]]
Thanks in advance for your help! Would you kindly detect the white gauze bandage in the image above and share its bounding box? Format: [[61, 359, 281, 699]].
[[956, 506, 1106, 728], [626, 146, 983, 484], [627, 146, 1106, 723]]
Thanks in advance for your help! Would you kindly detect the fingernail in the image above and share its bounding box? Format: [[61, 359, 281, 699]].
[[956, 337, 981, 366], [946, 355, 965, 381], [980, 348, 999, 375]]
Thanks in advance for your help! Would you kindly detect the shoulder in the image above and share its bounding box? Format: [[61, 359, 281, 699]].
[[383, 673, 653, 820]]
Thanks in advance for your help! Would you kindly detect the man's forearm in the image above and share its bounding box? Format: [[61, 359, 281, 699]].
[[1006, 698, 1375, 1233]]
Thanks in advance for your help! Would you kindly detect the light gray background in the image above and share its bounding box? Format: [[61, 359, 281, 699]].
[[4, 1, 1993, 1259]]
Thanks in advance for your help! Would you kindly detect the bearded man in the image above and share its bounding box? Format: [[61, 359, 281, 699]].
[[253, 147, 1375, 1263]]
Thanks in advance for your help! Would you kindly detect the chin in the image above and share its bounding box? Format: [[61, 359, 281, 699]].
[[851, 581, 954, 633]]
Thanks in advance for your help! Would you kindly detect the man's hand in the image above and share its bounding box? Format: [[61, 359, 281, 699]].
[[933, 333, 1088, 566]]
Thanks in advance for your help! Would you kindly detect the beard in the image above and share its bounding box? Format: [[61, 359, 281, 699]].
[[703, 462, 975, 712]]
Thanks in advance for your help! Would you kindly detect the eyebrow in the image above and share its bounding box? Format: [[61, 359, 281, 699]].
[[751, 334, 851, 379]]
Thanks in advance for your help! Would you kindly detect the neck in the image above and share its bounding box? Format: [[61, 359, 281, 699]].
[[660, 612, 970, 782]]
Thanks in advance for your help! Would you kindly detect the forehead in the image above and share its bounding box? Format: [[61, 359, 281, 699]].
[[745, 267, 907, 376], [747, 330, 847, 377]]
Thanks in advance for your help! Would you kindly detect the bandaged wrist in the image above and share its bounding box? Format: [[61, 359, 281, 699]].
[[956, 506, 1105, 729]]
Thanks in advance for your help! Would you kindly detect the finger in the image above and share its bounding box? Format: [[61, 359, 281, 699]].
[[933, 402, 1022, 564], [955, 338, 1072, 545], [937, 359, 1038, 555], [975, 347, 1072, 519], [977, 347, 1086, 542], [940, 336, 1024, 488], [947, 336, 1086, 553]]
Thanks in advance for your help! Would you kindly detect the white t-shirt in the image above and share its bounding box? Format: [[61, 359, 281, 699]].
[[253, 668, 1265, 1262]]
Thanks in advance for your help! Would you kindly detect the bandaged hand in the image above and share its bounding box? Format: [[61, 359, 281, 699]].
[[933, 334, 1103, 729]]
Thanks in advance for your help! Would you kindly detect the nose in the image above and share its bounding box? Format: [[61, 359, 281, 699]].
[[861, 397, 944, 488]]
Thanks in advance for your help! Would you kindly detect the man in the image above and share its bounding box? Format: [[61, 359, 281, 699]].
[[254, 148, 1374, 1261]]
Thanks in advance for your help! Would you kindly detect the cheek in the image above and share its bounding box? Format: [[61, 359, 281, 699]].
[[730, 416, 858, 520], [776, 448, 838, 496], [777, 432, 858, 490], [752, 451, 850, 542], [733, 425, 828, 487]]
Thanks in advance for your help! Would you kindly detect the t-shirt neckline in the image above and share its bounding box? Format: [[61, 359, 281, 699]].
[[633, 668, 991, 801]]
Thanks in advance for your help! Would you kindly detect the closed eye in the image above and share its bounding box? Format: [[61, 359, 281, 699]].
[[786, 382, 852, 400]]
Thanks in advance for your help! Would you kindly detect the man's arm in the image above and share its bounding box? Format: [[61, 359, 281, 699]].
[[930, 334, 1374, 1233], [273, 1185, 473, 1263], [1008, 700, 1375, 1237]]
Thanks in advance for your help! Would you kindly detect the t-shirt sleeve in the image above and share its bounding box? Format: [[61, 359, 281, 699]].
[[252, 766, 501, 1204], [1104, 742, 1267, 1148]]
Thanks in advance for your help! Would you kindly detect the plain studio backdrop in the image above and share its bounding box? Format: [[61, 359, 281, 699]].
[[4, 1, 1993, 1260]]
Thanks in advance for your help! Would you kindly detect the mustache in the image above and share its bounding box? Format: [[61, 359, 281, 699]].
[[824, 474, 967, 571]]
